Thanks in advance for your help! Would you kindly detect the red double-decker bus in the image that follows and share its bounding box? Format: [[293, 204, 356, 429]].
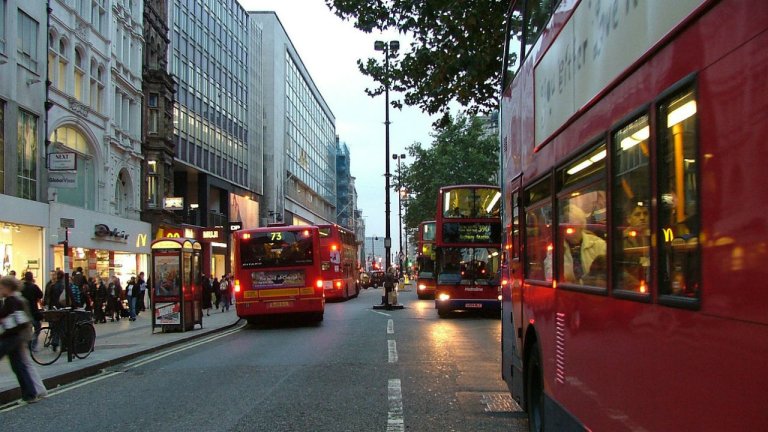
[[318, 224, 360, 301], [434, 185, 502, 317], [233, 225, 324, 323], [500, 1, 768, 430], [416, 220, 437, 300]]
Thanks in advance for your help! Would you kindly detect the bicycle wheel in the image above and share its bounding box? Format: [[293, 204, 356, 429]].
[[73, 322, 96, 359], [30, 326, 62, 365]]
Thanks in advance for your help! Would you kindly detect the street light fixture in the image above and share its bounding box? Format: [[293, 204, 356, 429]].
[[373, 40, 403, 310], [393, 153, 406, 276]]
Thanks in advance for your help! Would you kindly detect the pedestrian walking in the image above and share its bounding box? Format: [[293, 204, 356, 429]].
[[107, 276, 122, 322], [201, 274, 213, 316], [136, 272, 147, 313], [0, 276, 46, 403], [45, 270, 65, 310], [212, 276, 221, 310], [219, 275, 230, 312], [93, 277, 107, 323], [70, 267, 86, 308], [126, 276, 138, 321], [20, 272, 43, 339]]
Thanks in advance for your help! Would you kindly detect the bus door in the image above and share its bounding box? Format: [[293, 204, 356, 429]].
[[503, 176, 526, 398]]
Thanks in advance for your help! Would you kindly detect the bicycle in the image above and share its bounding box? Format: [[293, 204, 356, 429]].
[[30, 309, 96, 366]]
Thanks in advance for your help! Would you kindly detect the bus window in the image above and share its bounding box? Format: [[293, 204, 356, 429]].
[[658, 88, 700, 300], [613, 116, 652, 294], [524, 178, 552, 282]]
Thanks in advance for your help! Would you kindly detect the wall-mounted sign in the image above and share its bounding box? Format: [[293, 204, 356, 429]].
[[201, 228, 223, 242], [48, 152, 77, 171], [163, 197, 184, 210], [228, 222, 242, 233], [48, 172, 77, 189], [94, 224, 130, 241]]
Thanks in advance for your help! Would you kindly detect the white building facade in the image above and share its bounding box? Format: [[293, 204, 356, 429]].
[[45, 0, 150, 280]]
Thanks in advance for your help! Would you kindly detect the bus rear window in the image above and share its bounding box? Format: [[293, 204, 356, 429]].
[[239, 231, 314, 268]]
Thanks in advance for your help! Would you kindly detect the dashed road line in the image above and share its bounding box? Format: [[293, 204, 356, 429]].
[[387, 379, 405, 432], [388, 340, 398, 363], [387, 319, 394, 334]]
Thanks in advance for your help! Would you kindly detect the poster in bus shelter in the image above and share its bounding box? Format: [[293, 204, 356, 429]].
[[154, 302, 181, 325], [153, 252, 180, 298], [250, 270, 305, 288]]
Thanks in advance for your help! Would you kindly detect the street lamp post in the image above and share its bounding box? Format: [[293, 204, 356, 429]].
[[393, 153, 406, 277], [373, 39, 403, 310]]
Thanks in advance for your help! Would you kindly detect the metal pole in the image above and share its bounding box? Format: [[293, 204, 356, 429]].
[[397, 158, 403, 277], [384, 43, 392, 305]]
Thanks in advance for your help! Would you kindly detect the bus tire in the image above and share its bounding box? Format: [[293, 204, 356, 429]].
[[526, 344, 545, 432], [437, 307, 449, 318]]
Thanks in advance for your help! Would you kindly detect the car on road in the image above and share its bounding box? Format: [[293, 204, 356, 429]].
[[368, 270, 385, 288]]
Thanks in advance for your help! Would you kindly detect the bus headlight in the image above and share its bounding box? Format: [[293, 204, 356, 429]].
[[438, 293, 450, 301], [418, 284, 426, 291], [498, 295, 502, 301]]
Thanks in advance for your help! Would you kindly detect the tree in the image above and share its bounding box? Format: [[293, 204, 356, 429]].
[[398, 114, 499, 237], [326, 0, 507, 124]]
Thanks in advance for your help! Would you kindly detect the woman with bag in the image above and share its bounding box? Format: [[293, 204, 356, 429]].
[[0, 276, 47, 403]]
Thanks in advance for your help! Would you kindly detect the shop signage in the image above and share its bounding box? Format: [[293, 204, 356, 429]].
[[48, 152, 77, 171], [201, 228, 223, 242], [136, 233, 148, 248], [48, 172, 77, 189], [163, 197, 184, 210], [228, 222, 242, 233], [94, 224, 130, 241]]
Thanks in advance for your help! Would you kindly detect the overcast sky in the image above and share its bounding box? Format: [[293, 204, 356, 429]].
[[237, 0, 439, 245]]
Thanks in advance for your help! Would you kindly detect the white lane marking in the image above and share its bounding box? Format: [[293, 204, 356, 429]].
[[371, 310, 391, 317], [0, 324, 245, 412], [387, 319, 394, 334], [387, 379, 405, 432], [388, 339, 398, 363]]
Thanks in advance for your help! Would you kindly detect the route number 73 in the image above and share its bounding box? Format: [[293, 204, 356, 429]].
[[270, 232, 282, 241]]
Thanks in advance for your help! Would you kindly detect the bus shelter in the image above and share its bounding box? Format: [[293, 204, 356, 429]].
[[150, 238, 203, 332]]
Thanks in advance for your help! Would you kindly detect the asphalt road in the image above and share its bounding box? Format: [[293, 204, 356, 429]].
[[0, 286, 528, 431]]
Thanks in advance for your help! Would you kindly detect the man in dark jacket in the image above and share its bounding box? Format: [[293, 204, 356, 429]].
[[20, 272, 43, 336]]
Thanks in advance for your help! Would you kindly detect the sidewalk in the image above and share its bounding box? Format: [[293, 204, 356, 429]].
[[0, 307, 241, 405]]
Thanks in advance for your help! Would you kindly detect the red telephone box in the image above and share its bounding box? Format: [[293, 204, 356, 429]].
[[151, 238, 203, 332]]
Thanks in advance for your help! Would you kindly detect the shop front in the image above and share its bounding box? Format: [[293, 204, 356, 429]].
[[48, 203, 152, 283], [0, 196, 49, 280], [155, 225, 230, 279]]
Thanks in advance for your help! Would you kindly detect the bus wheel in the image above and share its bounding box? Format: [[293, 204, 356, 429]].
[[437, 307, 449, 318], [526, 344, 544, 432]]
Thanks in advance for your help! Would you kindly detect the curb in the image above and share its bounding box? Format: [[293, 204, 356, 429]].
[[0, 319, 243, 405]]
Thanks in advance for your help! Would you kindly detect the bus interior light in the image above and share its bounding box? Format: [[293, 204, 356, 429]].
[[620, 126, 650, 150], [667, 100, 697, 127], [486, 191, 501, 214]]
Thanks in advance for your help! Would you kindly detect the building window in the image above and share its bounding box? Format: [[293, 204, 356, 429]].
[[89, 61, 104, 111], [17, 10, 39, 71], [49, 126, 95, 209], [0, 101, 4, 192], [1, 1, 8, 54], [17, 110, 38, 200], [146, 159, 158, 208], [658, 88, 700, 301], [74, 49, 85, 102], [115, 170, 129, 216]]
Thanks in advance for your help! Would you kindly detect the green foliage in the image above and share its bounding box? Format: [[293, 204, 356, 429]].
[[326, 0, 508, 124], [398, 114, 499, 237]]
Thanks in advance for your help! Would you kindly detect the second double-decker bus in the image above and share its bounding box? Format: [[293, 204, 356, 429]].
[[416, 221, 437, 300], [233, 225, 324, 323], [499, 0, 768, 430], [318, 224, 360, 301], [434, 185, 502, 317]]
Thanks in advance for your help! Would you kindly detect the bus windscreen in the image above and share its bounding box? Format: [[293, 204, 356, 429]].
[[239, 230, 314, 268]]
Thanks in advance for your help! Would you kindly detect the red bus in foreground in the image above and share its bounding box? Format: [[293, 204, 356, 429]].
[[500, 0, 768, 430], [416, 221, 437, 300], [233, 226, 324, 323], [434, 185, 502, 317], [318, 224, 359, 301]]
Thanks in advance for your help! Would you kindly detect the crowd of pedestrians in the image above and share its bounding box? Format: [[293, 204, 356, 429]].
[[201, 273, 234, 316]]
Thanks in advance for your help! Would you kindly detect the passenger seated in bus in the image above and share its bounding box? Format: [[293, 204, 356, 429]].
[[621, 200, 651, 290], [581, 254, 607, 287], [562, 204, 606, 284]]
